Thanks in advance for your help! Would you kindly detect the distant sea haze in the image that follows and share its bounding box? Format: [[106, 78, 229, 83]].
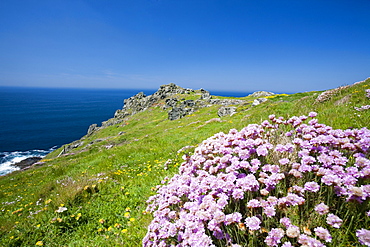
[[0, 86, 253, 175]]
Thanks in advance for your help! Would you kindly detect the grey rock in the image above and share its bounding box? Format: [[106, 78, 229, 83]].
[[209, 99, 245, 106], [164, 98, 178, 109], [87, 124, 98, 135], [200, 89, 211, 100], [168, 107, 194, 121], [252, 98, 268, 106], [181, 100, 195, 107], [248, 91, 275, 97], [101, 118, 123, 128], [12, 157, 42, 170], [58, 140, 84, 157], [218, 107, 237, 117]]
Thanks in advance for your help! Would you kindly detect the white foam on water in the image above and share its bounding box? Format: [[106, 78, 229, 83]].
[[0, 147, 56, 176]]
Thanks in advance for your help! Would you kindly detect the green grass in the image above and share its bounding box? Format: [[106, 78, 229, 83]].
[[0, 78, 369, 246]]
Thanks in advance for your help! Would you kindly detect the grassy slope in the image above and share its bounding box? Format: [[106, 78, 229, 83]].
[[0, 78, 369, 246]]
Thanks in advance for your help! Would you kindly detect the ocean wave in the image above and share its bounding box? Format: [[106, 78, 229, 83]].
[[0, 147, 56, 176]]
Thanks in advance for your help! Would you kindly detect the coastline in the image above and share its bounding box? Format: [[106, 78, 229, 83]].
[[0, 148, 54, 176]]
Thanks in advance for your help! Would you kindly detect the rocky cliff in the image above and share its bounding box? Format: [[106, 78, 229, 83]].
[[87, 83, 274, 135]]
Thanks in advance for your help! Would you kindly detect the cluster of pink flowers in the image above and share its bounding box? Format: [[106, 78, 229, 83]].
[[355, 105, 370, 111], [143, 113, 370, 246], [366, 89, 370, 99]]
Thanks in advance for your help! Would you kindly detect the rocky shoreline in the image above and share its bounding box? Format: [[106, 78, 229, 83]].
[[11, 157, 42, 170]]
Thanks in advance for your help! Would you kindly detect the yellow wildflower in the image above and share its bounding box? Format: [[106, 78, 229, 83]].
[[99, 219, 105, 224], [12, 208, 23, 214], [121, 229, 128, 233], [124, 212, 130, 218], [75, 213, 82, 220], [35, 241, 43, 246], [129, 218, 135, 222], [45, 199, 52, 204]]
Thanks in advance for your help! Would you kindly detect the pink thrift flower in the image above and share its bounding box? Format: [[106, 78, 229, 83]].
[[314, 202, 330, 215], [280, 217, 292, 228], [265, 228, 285, 246], [286, 225, 300, 238], [304, 181, 320, 193], [244, 216, 261, 231], [279, 158, 290, 165], [326, 213, 343, 228], [314, 227, 332, 242], [264, 206, 276, 217], [281, 242, 293, 247], [247, 199, 261, 208], [356, 229, 370, 246], [257, 145, 268, 156]]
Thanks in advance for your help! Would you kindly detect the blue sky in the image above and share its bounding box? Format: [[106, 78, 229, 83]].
[[0, 0, 369, 93]]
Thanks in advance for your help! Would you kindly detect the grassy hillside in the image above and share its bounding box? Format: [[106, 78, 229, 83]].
[[0, 78, 369, 246]]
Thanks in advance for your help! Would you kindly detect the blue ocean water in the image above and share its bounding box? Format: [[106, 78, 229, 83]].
[[0, 86, 156, 175], [0, 86, 251, 175]]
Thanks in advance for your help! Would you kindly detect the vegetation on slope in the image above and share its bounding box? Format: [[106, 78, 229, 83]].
[[0, 78, 369, 246]]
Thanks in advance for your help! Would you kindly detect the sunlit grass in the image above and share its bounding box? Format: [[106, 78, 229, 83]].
[[0, 78, 369, 246]]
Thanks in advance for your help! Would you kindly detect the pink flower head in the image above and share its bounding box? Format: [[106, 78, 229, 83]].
[[244, 216, 261, 231], [281, 242, 293, 247], [356, 228, 370, 246], [314, 203, 330, 215], [314, 227, 332, 242], [265, 228, 285, 246], [257, 145, 268, 156], [326, 213, 343, 228], [304, 181, 320, 193], [280, 217, 292, 228], [247, 199, 261, 208], [279, 158, 290, 165], [263, 206, 276, 217], [298, 234, 325, 247]]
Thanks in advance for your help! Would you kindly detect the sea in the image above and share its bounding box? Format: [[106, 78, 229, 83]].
[[0, 86, 252, 176]]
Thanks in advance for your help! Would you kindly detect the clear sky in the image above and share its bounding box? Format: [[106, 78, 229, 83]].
[[0, 0, 369, 93]]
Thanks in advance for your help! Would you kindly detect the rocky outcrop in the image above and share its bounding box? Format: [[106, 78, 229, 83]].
[[252, 98, 268, 106], [113, 83, 213, 121], [218, 107, 237, 117], [87, 124, 98, 135], [114, 83, 210, 120], [87, 84, 276, 135], [248, 91, 275, 97], [168, 107, 194, 121]]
